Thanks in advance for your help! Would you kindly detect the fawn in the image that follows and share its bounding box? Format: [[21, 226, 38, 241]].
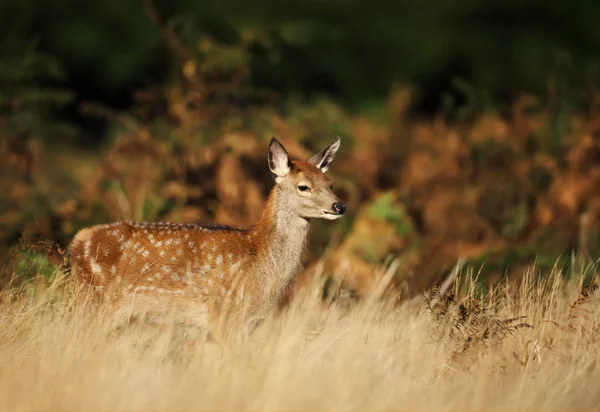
[[69, 137, 346, 332]]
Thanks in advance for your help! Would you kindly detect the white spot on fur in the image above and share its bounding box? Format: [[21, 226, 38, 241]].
[[229, 260, 241, 273], [91, 261, 102, 274], [216, 255, 223, 265]]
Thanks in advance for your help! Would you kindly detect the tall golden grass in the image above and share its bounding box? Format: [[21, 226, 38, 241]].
[[0, 263, 599, 411]]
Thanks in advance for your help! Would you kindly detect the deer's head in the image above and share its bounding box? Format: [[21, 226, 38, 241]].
[[268, 137, 346, 220]]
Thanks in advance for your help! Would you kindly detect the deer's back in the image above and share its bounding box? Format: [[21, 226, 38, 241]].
[[69, 221, 255, 303]]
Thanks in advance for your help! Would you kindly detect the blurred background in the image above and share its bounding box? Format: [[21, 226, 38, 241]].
[[1, 0, 600, 297]]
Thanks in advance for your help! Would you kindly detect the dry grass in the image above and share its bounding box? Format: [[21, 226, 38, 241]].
[[0, 265, 599, 411]]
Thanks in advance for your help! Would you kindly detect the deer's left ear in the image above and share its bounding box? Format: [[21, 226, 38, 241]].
[[308, 137, 341, 173]]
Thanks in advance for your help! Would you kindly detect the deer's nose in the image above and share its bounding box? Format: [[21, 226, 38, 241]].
[[332, 202, 346, 215]]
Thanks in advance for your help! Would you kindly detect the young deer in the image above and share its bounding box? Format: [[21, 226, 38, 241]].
[[69, 137, 345, 332]]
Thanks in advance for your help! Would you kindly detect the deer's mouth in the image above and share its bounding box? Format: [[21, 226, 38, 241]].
[[322, 211, 343, 220]]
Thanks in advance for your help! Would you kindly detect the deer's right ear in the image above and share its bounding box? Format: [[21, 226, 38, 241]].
[[268, 137, 291, 178]]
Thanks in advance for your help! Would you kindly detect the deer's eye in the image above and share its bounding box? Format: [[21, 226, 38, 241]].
[[298, 185, 311, 192]]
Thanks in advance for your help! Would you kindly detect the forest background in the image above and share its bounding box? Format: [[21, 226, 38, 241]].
[[2, 0, 600, 297]]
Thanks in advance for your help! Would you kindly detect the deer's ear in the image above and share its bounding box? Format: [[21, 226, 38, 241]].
[[308, 136, 341, 172], [268, 137, 291, 178]]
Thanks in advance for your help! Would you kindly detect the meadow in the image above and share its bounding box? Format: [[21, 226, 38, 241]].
[[0, 263, 598, 411], [2, 4, 600, 409]]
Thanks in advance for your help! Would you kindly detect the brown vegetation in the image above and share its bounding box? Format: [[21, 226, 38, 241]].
[[0, 266, 598, 410], [3, 88, 600, 297]]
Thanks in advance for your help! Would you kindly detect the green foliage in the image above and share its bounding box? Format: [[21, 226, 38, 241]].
[[0, 41, 74, 139], [3, 0, 600, 109], [366, 192, 414, 237], [502, 201, 529, 240], [15, 251, 56, 281], [442, 78, 499, 120], [284, 97, 351, 146]]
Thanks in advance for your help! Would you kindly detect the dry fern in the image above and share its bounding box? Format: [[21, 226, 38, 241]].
[[424, 280, 532, 362]]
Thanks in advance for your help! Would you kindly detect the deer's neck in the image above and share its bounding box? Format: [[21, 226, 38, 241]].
[[250, 185, 309, 298]]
